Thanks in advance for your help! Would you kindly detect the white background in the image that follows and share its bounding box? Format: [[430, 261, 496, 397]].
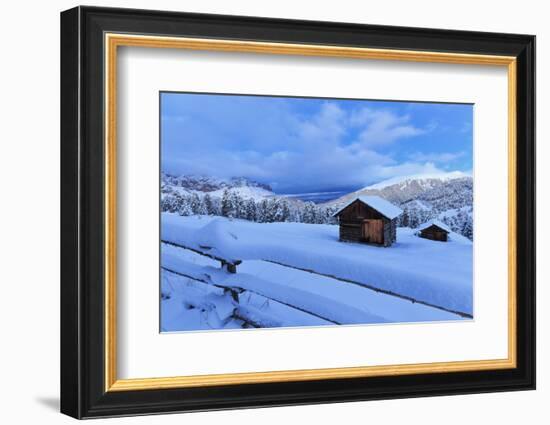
[[118, 48, 508, 379], [0, 0, 546, 424]]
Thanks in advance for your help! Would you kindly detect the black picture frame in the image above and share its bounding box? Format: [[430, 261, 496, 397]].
[[61, 5, 535, 419]]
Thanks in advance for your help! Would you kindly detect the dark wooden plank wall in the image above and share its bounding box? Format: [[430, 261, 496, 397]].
[[337, 201, 397, 246], [420, 225, 448, 242], [339, 223, 363, 242]]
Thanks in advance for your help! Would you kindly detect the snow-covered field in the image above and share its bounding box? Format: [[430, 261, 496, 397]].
[[161, 213, 473, 332]]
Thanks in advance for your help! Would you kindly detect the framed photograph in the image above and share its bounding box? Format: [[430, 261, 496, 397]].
[[60, 6, 535, 419]]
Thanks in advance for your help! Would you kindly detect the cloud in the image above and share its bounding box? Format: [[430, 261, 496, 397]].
[[408, 151, 466, 163], [161, 95, 463, 193], [349, 107, 427, 147], [373, 162, 446, 181]]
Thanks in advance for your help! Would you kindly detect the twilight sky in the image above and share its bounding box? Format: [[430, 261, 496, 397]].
[[161, 92, 473, 194]]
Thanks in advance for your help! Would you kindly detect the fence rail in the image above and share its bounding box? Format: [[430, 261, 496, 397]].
[[161, 239, 241, 273], [262, 259, 472, 319], [161, 266, 339, 325], [161, 240, 472, 320]]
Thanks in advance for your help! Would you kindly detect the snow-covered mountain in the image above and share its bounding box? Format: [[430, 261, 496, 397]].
[[161, 171, 474, 240], [161, 173, 274, 200], [363, 171, 469, 191], [328, 171, 471, 205], [325, 172, 473, 239], [161, 173, 338, 225]]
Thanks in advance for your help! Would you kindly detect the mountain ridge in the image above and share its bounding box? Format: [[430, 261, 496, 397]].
[[325, 172, 472, 207], [161, 173, 273, 193], [361, 171, 470, 191], [327, 173, 473, 239], [160, 171, 474, 239]]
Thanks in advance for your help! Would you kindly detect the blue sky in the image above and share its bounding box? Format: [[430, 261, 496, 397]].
[[161, 92, 472, 193]]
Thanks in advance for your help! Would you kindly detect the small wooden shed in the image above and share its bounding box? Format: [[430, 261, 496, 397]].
[[332, 196, 403, 247], [417, 220, 451, 242]]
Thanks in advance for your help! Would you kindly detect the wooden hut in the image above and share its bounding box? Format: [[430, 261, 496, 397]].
[[332, 196, 403, 247], [417, 220, 451, 242]]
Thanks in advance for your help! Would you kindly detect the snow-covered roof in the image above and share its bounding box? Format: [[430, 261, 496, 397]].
[[333, 196, 403, 220], [417, 219, 451, 233]]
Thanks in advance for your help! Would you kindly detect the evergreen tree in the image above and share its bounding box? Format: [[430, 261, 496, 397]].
[[292, 205, 303, 223], [462, 217, 473, 240], [314, 205, 326, 224], [257, 199, 269, 223], [320, 206, 336, 224], [280, 199, 290, 222], [262, 198, 274, 222], [302, 202, 317, 224], [270, 198, 283, 222], [172, 194, 185, 213], [177, 197, 193, 216], [231, 192, 244, 219], [328, 206, 339, 224], [401, 208, 410, 227], [160, 195, 177, 212], [203, 193, 214, 215], [195, 196, 208, 215], [221, 189, 233, 218], [189, 193, 201, 214], [210, 196, 222, 216], [244, 198, 257, 221]]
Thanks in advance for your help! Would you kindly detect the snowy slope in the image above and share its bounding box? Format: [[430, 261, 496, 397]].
[[401, 199, 432, 212], [363, 171, 470, 191], [162, 173, 274, 200], [161, 214, 473, 316], [161, 233, 463, 332], [325, 172, 474, 239], [161, 245, 334, 331], [207, 186, 273, 200], [327, 171, 471, 206], [163, 249, 389, 325]]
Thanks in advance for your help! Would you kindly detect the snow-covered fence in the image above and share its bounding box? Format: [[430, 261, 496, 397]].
[[161, 265, 243, 302], [161, 265, 341, 325], [161, 239, 242, 273], [161, 245, 390, 325], [262, 259, 473, 319], [162, 269, 282, 329]]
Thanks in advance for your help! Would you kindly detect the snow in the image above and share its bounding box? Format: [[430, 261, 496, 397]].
[[417, 219, 452, 233], [162, 174, 275, 201], [161, 214, 473, 318], [162, 270, 330, 331], [438, 205, 472, 219], [163, 249, 389, 325], [208, 186, 273, 200], [160, 241, 461, 332], [363, 171, 470, 190], [332, 195, 403, 220], [402, 199, 433, 212], [165, 185, 273, 201], [161, 244, 335, 331], [239, 260, 458, 323]]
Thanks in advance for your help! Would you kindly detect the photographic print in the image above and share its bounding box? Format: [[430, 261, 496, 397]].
[[61, 9, 535, 416], [160, 92, 474, 332]]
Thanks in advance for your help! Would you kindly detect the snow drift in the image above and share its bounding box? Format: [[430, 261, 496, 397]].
[[161, 214, 473, 316]]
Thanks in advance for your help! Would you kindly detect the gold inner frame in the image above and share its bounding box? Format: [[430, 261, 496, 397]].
[[104, 33, 517, 392]]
